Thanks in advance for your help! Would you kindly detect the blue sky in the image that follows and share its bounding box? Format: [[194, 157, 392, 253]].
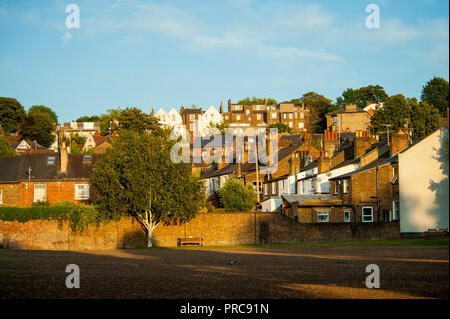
[[0, 0, 448, 122]]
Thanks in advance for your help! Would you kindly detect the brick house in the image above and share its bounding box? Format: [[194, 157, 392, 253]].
[[5, 136, 55, 155], [0, 148, 101, 207], [326, 104, 371, 133]]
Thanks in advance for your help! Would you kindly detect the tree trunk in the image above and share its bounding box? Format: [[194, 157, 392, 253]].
[[147, 228, 153, 248]]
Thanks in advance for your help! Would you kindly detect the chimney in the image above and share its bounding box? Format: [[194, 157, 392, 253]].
[[301, 101, 305, 110], [236, 162, 242, 177], [151, 108, 154, 116], [180, 105, 184, 115], [354, 135, 378, 158], [220, 102, 223, 114], [264, 97, 267, 106], [228, 99, 231, 112], [390, 132, 409, 156], [60, 141, 69, 174]]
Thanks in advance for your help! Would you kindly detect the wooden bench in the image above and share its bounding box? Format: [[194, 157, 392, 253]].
[[424, 228, 448, 239], [177, 237, 203, 247]]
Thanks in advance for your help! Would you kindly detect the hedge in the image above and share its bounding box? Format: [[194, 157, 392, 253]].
[[0, 202, 111, 232]]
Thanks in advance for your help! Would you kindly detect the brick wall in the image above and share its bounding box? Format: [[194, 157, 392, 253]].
[[0, 212, 400, 250]]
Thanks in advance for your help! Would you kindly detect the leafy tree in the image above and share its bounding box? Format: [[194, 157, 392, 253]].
[[356, 85, 389, 107], [206, 120, 230, 136], [71, 133, 87, 145], [410, 99, 441, 138], [76, 115, 100, 122], [266, 123, 291, 134], [19, 112, 55, 148], [421, 77, 449, 117], [98, 108, 122, 136], [335, 88, 359, 108], [217, 178, 257, 212], [0, 97, 27, 134], [0, 134, 17, 156], [371, 94, 411, 136], [91, 129, 204, 248], [28, 105, 58, 124], [336, 85, 388, 108], [300, 91, 332, 133], [238, 97, 277, 105], [70, 144, 82, 154], [117, 107, 165, 135]]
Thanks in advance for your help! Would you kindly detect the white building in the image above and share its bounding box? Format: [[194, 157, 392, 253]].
[[398, 127, 449, 233]]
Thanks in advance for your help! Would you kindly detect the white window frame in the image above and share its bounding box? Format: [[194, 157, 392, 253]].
[[33, 184, 47, 203], [265, 183, 269, 196], [317, 211, 329, 223], [0, 189, 3, 204], [343, 179, 349, 193], [300, 112, 304, 119], [362, 206, 374, 223], [257, 114, 261, 120], [236, 115, 241, 120], [298, 122, 304, 129], [271, 113, 277, 119], [344, 210, 351, 223], [334, 180, 340, 194], [272, 182, 276, 195], [392, 200, 399, 221], [75, 184, 90, 200]]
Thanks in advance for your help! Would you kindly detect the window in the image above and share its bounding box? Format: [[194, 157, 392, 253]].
[[295, 113, 298, 118], [344, 210, 351, 222], [75, 184, 90, 200], [83, 154, 92, 161], [33, 184, 47, 202], [272, 113, 277, 119], [298, 123, 304, 129], [265, 183, 269, 195], [289, 114, 293, 119], [283, 114, 287, 119], [236, 115, 241, 121], [190, 114, 195, 121], [334, 180, 340, 194], [0, 189, 2, 204], [162, 115, 166, 122], [362, 207, 373, 223], [300, 112, 304, 119], [190, 123, 194, 130], [317, 211, 329, 222], [253, 181, 263, 195], [288, 122, 293, 128], [225, 116, 229, 120], [392, 201, 399, 220], [272, 182, 276, 195], [47, 156, 56, 165], [333, 117, 338, 125], [343, 180, 349, 193], [246, 109, 250, 115], [257, 114, 261, 120]]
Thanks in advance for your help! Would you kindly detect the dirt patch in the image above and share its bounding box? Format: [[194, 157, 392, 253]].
[[0, 246, 447, 299]]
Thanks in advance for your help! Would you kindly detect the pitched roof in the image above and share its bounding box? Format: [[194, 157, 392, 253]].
[[0, 154, 59, 182], [93, 135, 112, 145], [281, 194, 342, 205], [183, 108, 202, 115]]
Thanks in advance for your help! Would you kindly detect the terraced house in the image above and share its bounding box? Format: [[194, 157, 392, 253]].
[[0, 147, 101, 207]]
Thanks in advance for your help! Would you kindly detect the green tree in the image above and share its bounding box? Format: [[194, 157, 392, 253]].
[[300, 92, 332, 133], [91, 129, 204, 248], [19, 112, 55, 148], [238, 97, 277, 105], [0, 97, 27, 134], [70, 144, 82, 154], [71, 133, 87, 145], [356, 85, 389, 107], [217, 178, 257, 212], [0, 134, 17, 156], [266, 123, 291, 134], [76, 115, 100, 122], [117, 107, 165, 135], [410, 99, 441, 138], [371, 94, 412, 137], [421, 77, 449, 117], [28, 105, 58, 124], [206, 120, 231, 136], [336, 85, 388, 108]]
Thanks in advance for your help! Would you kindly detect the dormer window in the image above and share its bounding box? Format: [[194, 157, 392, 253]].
[[83, 154, 92, 161]]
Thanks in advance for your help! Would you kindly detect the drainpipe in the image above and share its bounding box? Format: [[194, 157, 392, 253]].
[[376, 163, 380, 222]]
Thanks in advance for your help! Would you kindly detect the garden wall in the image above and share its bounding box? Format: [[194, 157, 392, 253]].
[[0, 212, 400, 250]]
